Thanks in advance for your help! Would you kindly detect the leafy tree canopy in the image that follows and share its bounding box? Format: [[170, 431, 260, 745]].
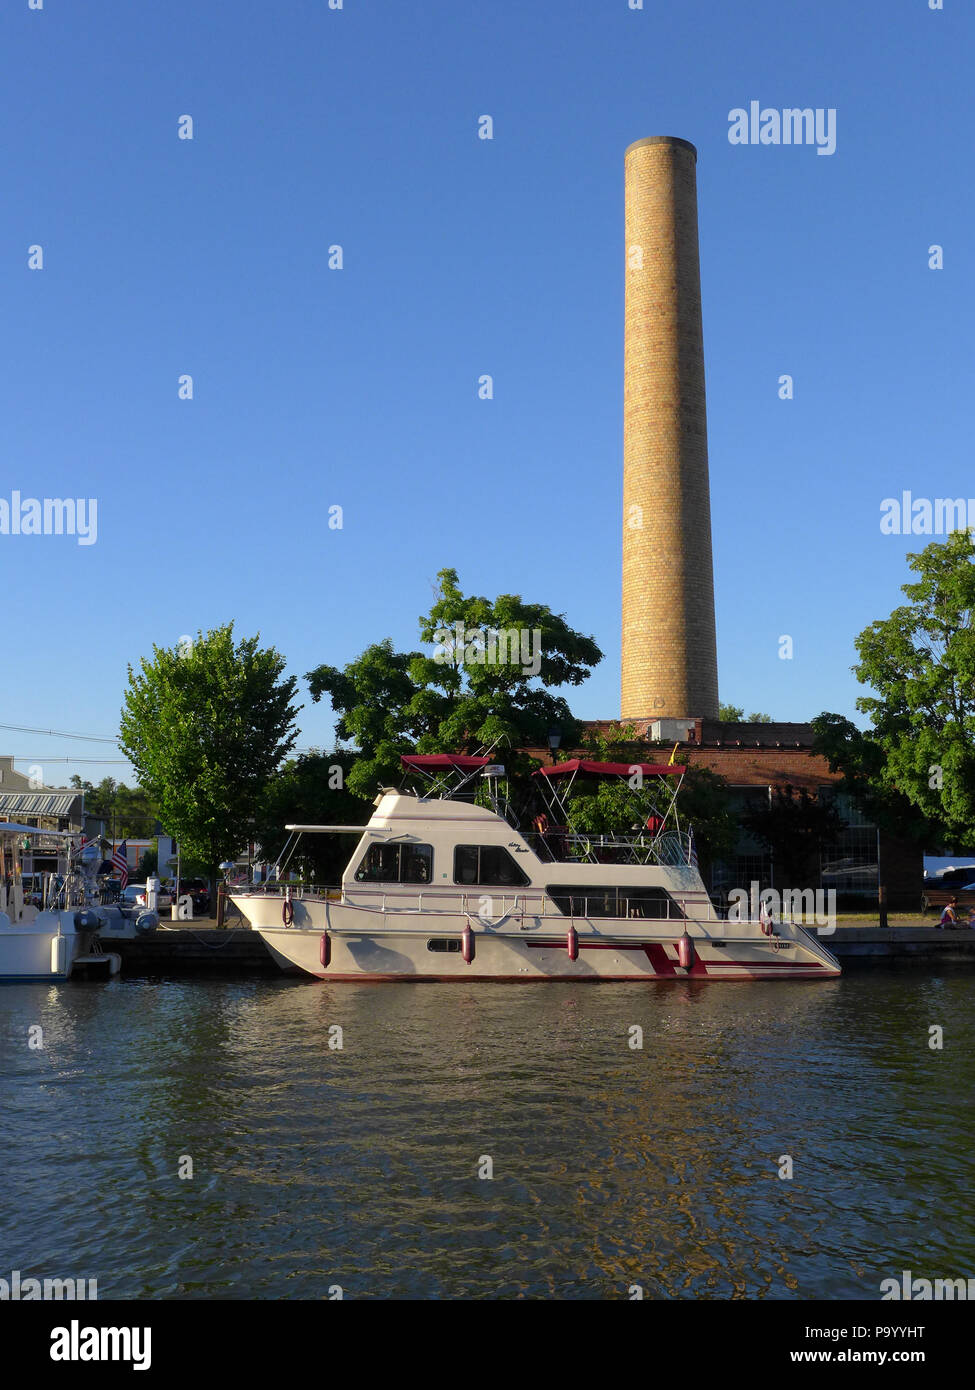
[[69, 776, 158, 839], [827, 531, 975, 848], [118, 624, 300, 883], [306, 568, 603, 799], [810, 713, 938, 844], [567, 724, 737, 880], [718, 704, 773, 723], [250, 751, 372, 883]]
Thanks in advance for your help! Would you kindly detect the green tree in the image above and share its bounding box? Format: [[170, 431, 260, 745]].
[[717, 704, 773, 723], [119, 624, 300, 890], [306, 640, 427, 799], [810, 713, 937, 844], [566, 725, 736, 884], [135, 848, 158, 882], [250, 751, 372, 883], [70, 776, 158, 838], [307, 568, 603, 799], [845, 530, 975, 848]]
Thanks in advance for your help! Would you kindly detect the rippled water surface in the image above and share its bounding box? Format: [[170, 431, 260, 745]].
[[2, 973, 973, 1299]]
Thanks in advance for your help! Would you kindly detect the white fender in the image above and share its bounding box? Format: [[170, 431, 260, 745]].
[[51, 934, 69, 976]]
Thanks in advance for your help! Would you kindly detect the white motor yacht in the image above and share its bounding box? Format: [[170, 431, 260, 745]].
[[231, 756, 841, 982]]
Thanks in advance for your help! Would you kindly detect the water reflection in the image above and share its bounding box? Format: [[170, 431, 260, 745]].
[[0, 974, 972, 1298]]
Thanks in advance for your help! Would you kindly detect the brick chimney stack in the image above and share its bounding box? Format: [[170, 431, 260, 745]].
[[621, 137, 719, 721]]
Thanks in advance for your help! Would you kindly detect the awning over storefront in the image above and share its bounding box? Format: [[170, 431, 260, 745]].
[[0, 791, 81, 819]]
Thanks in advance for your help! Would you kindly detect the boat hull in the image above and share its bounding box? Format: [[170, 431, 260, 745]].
[[235, 896, 841, 982], [0, 924, 77, 982]]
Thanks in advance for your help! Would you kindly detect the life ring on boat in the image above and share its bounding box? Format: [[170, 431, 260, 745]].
[[462, 923, 475, 964], [567, 924, 579, 961], [320, 931, 331, 969], [282, 897, 294, 925], [676, 932, 696, 969]]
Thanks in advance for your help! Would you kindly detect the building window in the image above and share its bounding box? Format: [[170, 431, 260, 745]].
[[454, 845, 530, 887], [354, 841, 433, 884], [545, 885, 684, 919], [821, 826, 878, 896]]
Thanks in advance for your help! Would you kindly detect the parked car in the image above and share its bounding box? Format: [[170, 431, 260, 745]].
[[172, 878, 211, 915], [121, 883, 174, 910], [138, 887, 173, 909], [921, 866, 975, 913]]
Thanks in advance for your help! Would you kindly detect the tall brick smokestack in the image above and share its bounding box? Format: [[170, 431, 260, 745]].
[[621, 137, 719, 722]]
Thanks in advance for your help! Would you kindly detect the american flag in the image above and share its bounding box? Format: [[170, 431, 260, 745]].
[[111, 840, 129, 888]]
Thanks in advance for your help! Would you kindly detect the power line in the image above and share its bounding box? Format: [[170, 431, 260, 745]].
[[6, 749, 322, 765], [5, 757, 133, 764], [0, 722, 118, 743]]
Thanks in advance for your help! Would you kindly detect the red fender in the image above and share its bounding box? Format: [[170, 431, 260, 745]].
[[462, 924, 475, 964], [677, 932, 695, 970], [320, 931, 331, 969], [567, 924, 579, 961], [282, 896, 294, 926]]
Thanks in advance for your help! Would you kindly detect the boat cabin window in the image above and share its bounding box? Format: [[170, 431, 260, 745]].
[[545, 885, 684, 920], [454, 844, 531, 887], [354, 841, 433, 884], [427, 938, 462, 953]]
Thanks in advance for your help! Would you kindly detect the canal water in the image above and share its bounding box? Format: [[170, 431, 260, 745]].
[[1, 973, 973, 1300]]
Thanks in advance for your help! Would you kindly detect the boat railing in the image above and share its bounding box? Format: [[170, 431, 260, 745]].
[[522, 827, 691, 867], [238, 880, 734, 923]]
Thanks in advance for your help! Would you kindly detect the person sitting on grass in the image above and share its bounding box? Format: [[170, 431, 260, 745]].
[[938, 897, 959, 929]]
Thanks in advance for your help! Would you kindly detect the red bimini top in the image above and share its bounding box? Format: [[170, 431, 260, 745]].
[[400, 754, 493, 771], [534, 759, 683, 778]]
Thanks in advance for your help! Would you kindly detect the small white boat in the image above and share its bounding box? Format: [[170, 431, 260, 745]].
[[231, 756, 841, 983], [0, 823, 151, 983]]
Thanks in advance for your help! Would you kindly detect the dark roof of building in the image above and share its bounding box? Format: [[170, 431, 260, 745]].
[[698, 721, 815, 748]]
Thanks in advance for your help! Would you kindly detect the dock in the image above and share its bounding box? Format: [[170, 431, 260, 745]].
[[107, 922, 975, 976]]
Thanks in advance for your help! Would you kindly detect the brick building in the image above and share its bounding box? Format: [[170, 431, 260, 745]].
[[563, 720, 922, 911]]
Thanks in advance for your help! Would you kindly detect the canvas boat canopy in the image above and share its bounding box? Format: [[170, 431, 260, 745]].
[[400, 755, 493, 770], [534, 759, 683, 778]]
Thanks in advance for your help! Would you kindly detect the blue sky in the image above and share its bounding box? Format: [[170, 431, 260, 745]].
[[1, 0, 971, 785]]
